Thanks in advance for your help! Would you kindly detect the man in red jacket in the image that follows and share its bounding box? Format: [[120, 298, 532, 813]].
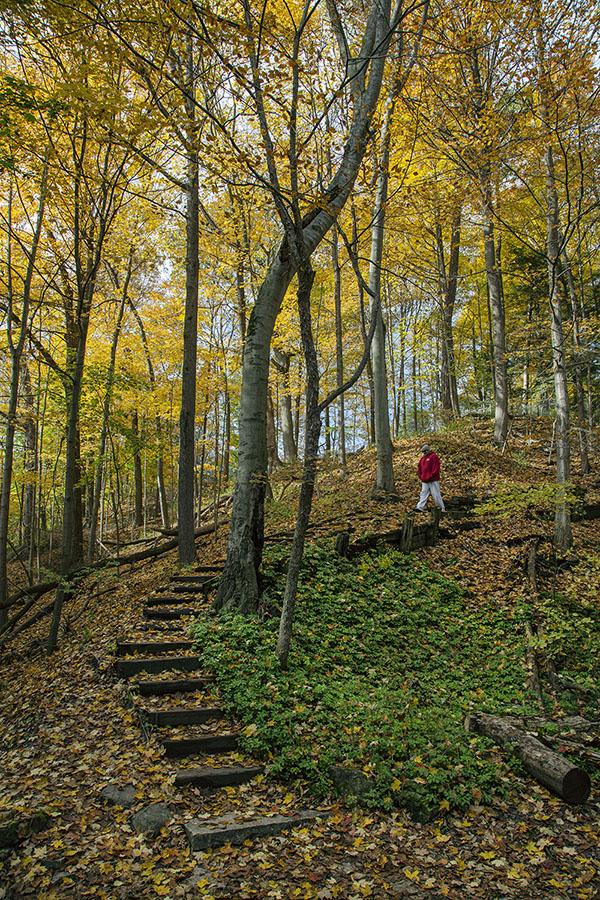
[[415, 444, 445, 512]]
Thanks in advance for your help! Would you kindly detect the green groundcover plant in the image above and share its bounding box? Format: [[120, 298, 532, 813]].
[[193, 545, 593, 815]]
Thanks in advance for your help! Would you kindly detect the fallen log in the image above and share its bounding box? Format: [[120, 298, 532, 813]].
[[465, 712, 591, 804]]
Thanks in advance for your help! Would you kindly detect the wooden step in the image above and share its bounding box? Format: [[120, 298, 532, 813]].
[[146, 595, 201, 607], [143, 607, 196, 620], [166, 583, 212, 594], [116, 655, 200, 677], [143, 707, 224, 727], [116, 640, 194, 657], [161, 733, 239, 758], [170, 574, 218, 585], [136, 622, 183, 632], [134, 676, 214, 696], [175, 765, 263, 788], [185, 810, 327, 850]]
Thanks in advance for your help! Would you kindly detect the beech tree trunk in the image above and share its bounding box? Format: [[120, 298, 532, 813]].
[[132, 410, 144, 528], [436, 210, 461, 417], [535, 17, 572, 550], [178, 40, 200, 568], [0, 166, 47, 629], [88, 257, 131, 560], [481, 178, 509, 446], [215, 0, 402, 613], [332, 226, 346, 468], [369, 133, 396, 494]]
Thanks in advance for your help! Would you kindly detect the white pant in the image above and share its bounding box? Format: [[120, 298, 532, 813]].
[[416, 480, 445, 511]]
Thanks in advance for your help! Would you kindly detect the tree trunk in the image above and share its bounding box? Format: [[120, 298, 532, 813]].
[[0, 165, 47, 628], [128, 300, 170, 528], [277, 260, 318, 668], [48, 289, 93, 653], [481, 177, 509, 445], [132, 410, 144, 528], [88, 258, 131, 560], [436, 209, 461, 417], [216, 0, 415, 612], [178, 50, 200, 567], [20, 362, 38, 567], [536, 17, 572, 550], [368, 130, 396, 492], [332, 225, 346, 468]]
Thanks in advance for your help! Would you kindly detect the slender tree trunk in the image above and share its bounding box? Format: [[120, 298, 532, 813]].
[[178, 52, 200, 567], [560, 244, 589, 474], [436, 210, 461, 418], [353, 207, 376, 444], [131, 411, 143, 528], [481, 177, 509, 445], [332, 226, 346, 467], [88, 259, 131, 559], [277, 260, 318, 668], [128, 300, 170, 527], [20, 362, 38, 567], [0, 166, 47, 628], [536, 16, 572, 550], [48, 290, 93, 653]]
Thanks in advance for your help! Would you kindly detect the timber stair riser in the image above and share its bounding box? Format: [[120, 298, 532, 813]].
[[146, 595, 202, 607], [143, 608, 196, 620], [168, 580, 217, 590], [134, 677, 214, 696], [116, 640, 193, 656], [162, 734, 239, 758], [143, 707, 224, 727], [171, 573, 219, 582], [116, 656, 200, 677], [175, 765, 263, 788]]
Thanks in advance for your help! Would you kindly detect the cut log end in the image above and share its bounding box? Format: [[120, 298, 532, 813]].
[[562, 768, 591, 805]]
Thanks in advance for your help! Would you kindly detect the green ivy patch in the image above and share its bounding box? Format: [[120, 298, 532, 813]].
[[194, 545, 539, 813]]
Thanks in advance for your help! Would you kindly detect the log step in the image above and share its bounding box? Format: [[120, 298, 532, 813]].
[[170, 574, 219, 585], [116, 655, 200, 677], [143, 607, 196, 620], [146, 595, 201, 606], [143, 707, 224, 727], [134, 676, 214, 696], [185, 811, 327, 850], [175, 765, 263, 788], [116, 640, 194, 656], [162, 733, 239, 758], [166, 583, 212, 594], [136, 622, 183, 632]]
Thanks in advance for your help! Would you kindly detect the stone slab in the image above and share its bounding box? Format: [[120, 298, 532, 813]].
[[185, 810, 327, 850]]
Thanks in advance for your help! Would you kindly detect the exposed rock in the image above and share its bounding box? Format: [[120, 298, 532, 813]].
[[328, 765, 374, 798], [131, 802, 172, 835], [100, 784, 136, 808]]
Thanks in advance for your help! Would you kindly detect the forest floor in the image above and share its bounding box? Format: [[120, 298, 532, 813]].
[[1, 417, 600, 900]]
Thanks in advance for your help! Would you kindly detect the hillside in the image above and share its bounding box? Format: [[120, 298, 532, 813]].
[[1, 419, 599, 900]]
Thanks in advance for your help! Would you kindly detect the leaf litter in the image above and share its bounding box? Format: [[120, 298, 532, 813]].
[[1, 420, 599, 899]]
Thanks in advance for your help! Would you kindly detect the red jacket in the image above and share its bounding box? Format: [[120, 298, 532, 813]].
[[418, 451, 440, 483]]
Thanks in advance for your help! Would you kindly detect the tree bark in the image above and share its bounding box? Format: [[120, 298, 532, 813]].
[[88, 255, 131, 560], [216, 0, 400, 612], [178, 36, 200, 568], [332, 225, 346, 468], [0, 164, 48, 629], [465, 712, 590, 804], [535, 15, 572, 550]]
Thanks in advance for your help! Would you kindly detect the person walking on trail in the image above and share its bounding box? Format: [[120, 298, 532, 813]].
[[415, 444, 445, 512]]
